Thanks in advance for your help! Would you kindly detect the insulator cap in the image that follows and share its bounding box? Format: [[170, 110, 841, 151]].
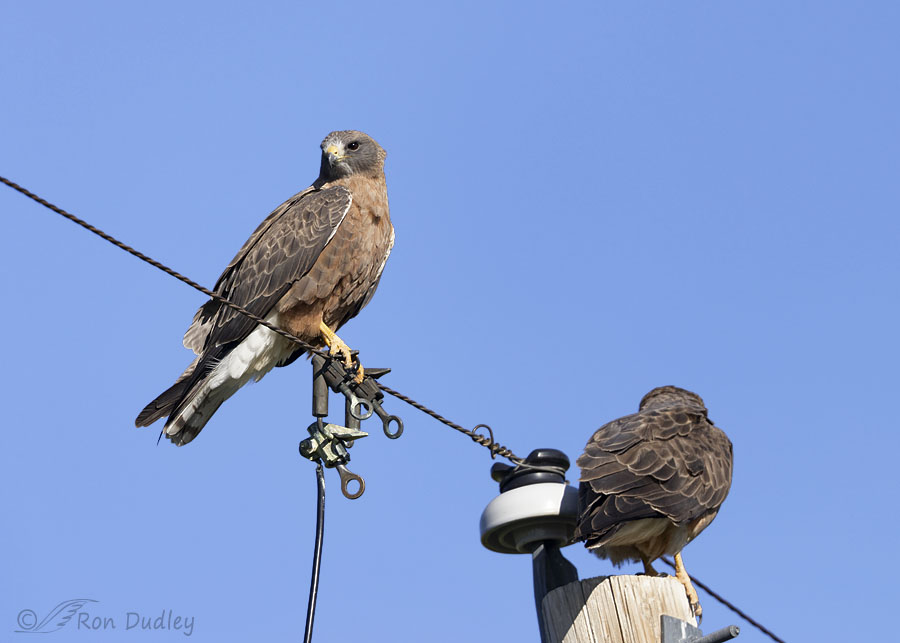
[[491, 448, 570, 492]]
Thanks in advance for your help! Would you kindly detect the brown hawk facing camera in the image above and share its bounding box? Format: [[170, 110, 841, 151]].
[[574, 386, 733, 621], [135, 130, 393, 446]]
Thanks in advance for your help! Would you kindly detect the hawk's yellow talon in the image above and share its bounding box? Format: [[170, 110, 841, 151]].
[[674, 552, 702, 623], [319, 321, 361, 377]]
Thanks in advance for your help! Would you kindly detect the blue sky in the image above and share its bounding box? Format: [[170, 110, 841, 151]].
[[2, 2, 898, 642]]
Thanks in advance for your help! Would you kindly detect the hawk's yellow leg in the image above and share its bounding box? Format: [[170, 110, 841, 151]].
[[318, 322, 364, 383], [674, 551, 702, 624]]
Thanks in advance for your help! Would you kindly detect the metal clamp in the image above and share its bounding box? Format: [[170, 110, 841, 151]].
[[346, 365, 403, 439], [313, 355, 374, 421], [312, 354, 404, 439], [304, 353, 404, 498], [299, 419, 368, 499]]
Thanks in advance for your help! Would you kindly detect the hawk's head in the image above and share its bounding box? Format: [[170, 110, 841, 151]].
[[639, 385, 707, 412], [318, 130, 386, 181]]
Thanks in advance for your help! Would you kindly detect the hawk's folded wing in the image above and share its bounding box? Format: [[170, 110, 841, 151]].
[[576, 407, 733, 543], [182, 185, 352, 354]]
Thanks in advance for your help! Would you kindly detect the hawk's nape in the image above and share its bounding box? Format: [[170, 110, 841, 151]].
[[574, 385, 733, 622], [135, 130, 394, 446]]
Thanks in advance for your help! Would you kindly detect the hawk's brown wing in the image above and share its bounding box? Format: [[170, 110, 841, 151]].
[[136, 186, 351, 429], [182, 185, 352, 354], [574, 407, 733, 545]]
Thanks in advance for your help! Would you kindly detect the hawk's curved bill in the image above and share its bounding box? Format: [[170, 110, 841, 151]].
[[574, 386, 733, 621], [135, 130, 394, 446]]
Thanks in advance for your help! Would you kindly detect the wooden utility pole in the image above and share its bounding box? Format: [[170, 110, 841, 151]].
[[541, 575, 695, 643]]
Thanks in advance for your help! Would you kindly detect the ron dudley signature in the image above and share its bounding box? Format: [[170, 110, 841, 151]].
[[15, 599, 195, 636]]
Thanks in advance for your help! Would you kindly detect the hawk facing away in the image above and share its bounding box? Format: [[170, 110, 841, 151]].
[[135, 130, 394, 446], [574, 386, 733, 621]]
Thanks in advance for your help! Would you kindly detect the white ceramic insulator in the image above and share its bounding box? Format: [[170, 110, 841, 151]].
[[479, 483, 578, 554]]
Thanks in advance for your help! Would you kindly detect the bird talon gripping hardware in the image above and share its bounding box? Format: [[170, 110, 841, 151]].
[[312, 353, 404, 440]]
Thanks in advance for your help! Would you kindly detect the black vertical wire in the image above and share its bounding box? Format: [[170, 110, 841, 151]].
[[303, 462, 326, 643]]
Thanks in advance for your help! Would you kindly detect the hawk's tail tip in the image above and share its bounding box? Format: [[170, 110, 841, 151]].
[[134, 379, 192, 428]]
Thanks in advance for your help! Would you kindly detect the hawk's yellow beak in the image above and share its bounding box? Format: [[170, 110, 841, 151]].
[[325, 145, 344, 161]]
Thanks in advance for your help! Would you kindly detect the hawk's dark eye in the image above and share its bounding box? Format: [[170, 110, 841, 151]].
[[347, 141, 360, 151]]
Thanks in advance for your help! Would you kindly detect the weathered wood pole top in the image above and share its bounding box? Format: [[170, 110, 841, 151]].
[[541, 575, 696, 643]]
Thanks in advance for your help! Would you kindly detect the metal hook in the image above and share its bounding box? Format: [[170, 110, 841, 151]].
[[373, 404, 403, 439], [382, 414, 403, 439], [348, 394, 374, 421], [471, 423, 497, 457], [335, 463, 365, 499]]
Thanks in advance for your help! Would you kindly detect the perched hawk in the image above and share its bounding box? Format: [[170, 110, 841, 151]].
[[136, 130, 394, 446], [574, 386, 733, 621]]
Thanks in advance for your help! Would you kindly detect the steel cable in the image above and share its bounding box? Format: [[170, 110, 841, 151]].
[[0, 174, 520, 462]]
